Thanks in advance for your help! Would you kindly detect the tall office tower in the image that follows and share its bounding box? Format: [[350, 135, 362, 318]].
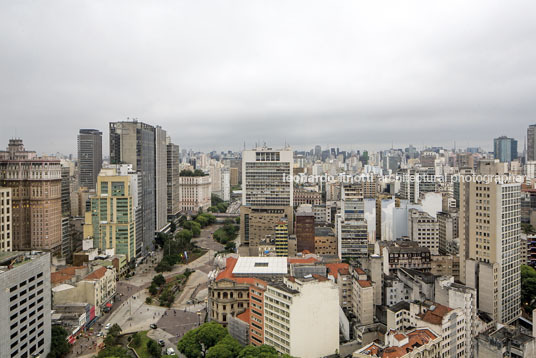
[[0, 139, 62, 253], [155, 126, 168, 231], [314, 145, 322, 159], [527, 124, 536, 162], [274, 219, 289, 256], [166, 140, 180, 219], [337, 183, 369, 259], [494, 136, 518, 163], [77, 129, 102, 190], [83, 166, 137, 261], [460, 173, 521, 324], [240, 147, 293, 256], [0, 187, 12, 252], [0, 251, 51, 358], [242, 147, 293, 207], [110, 121, 156, 253]]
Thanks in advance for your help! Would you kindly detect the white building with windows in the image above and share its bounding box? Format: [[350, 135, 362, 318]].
[[264, 276, 339, 358]]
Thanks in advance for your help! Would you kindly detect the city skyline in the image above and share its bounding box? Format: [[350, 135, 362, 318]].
[[2, 1, 536, 153]]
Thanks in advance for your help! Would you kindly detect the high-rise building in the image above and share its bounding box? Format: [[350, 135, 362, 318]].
[[0, 139, 62, 253], [0, 187, 12, 252], [0, 251, 51, 358], [527, 124, 536, 162], [83, 166, 137, 261], [109, 121, 156, 253], [337, 183, 369, 259], [240, 147, 293, 256], [493, 136, 518, 163], [166, 140, 180, 219], [77, 129, 102, 190], [242, 147, 293, 207], [155, 126, 168, 231], [460, 174, 521, 324]]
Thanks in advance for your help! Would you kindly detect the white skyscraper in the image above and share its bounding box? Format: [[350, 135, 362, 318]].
[[242, 147, 293, 207]]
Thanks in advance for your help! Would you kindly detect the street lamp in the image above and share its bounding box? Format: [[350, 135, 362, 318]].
[[197, 311, 201, 326]]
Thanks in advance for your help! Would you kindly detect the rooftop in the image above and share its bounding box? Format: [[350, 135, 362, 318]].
[[232, 257, 288, 276]]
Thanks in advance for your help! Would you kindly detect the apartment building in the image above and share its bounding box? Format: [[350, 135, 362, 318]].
[[0, 251, 51, 358], [460, 173, 521, 324], [264, 276, 339, 358], [408, 209, 439, 255]]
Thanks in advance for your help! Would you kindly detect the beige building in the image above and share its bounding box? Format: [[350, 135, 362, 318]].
[[0, 139, 62, 253], [178, 175, 211, 213], [415, 303, 467, 358], [459, 173, 521, 324], [408, 209, 439, 255], [52, 266, 116, 316], [314, 227, 337, 255], [264, 276, 339, 358], [430, 255, 460, 281], [326, 263, 352, 311], [353, 275, 374, 325], [83, 167, 137, 261], [0, 187, 12, 252], [239, 205, 293, 256]]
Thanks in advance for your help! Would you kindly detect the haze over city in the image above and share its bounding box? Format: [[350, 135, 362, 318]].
[[2, 0, 536, 153]]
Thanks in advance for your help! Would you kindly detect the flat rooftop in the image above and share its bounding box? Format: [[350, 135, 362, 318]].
[[232, 257, 288, 276]]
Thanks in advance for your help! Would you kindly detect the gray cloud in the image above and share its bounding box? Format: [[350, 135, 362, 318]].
[[1, 0, 536, 155]]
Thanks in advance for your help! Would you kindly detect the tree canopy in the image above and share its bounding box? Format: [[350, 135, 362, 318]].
[[47, 326, 70, 358]]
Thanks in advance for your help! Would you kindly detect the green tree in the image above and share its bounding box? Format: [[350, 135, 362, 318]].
[[47, 325, 70, 358], [177, 322, 228, 358], [153, 274, 166, 287], [211, 194, 224, 206], [522, 223, 536, 234], [238, 345, 279, 358], [521, 264, 536, 313], [147, 339, 162, 357], [131, 332, 142, 347]]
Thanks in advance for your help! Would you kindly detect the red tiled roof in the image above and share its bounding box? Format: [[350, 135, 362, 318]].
[[84, 266, 107, 280], [287, 257, 319, 264], [355, 267, 366, 275], [312, 274, 328, 282], [237, 309, 250, 324], [326, 263, 349, 279], [50, 266, 86, 284], [215, 257, 267, 287], [418, 303, 453, 325], [382, 329, 438, 358], [357, 280, 372, 288]]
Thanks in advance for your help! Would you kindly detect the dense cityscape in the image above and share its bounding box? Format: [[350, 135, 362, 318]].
[[1, 125, 536, 357], [3, 1, 536, 358]]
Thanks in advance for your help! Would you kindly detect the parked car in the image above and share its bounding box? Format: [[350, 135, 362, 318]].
[[104, 323, 111, 330], [150, 323, 157, 329], [166, 348, 175, 355], [158, 339, 165, 346]]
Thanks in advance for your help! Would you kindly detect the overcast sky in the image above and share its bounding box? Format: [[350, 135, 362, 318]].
[[1, 0, 536, 155]]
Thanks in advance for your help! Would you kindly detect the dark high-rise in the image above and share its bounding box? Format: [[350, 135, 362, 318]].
[[110, 121, 156, 254], [77, 129, 102, 190], [528, 125, 536, 162]]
